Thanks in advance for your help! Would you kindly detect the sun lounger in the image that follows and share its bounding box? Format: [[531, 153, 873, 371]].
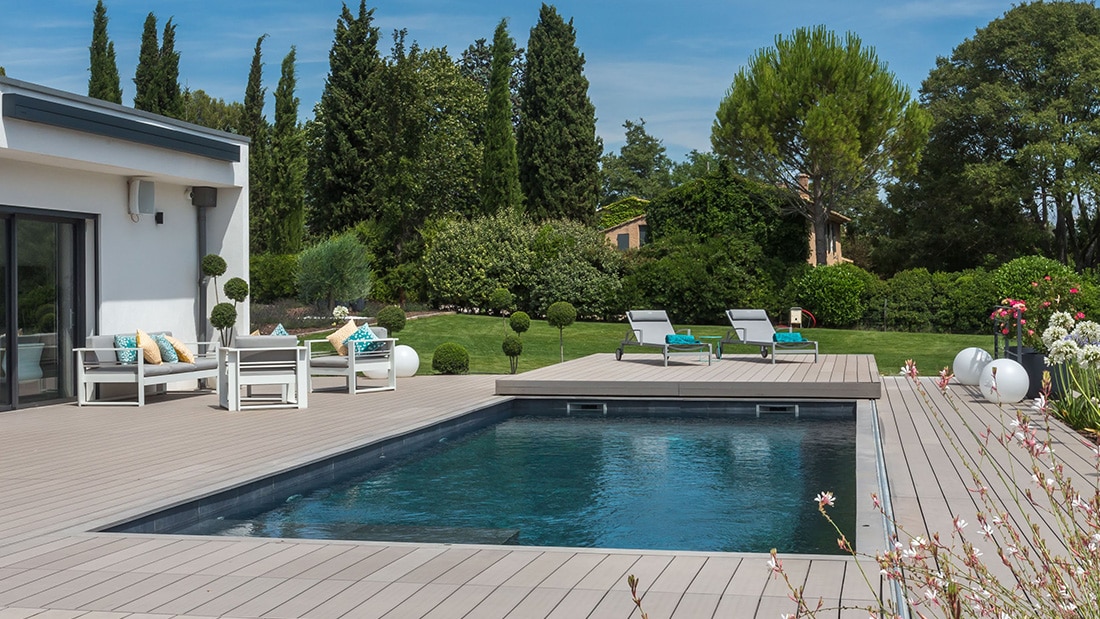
[[719, 309, 818, 363], [616, 310, 711, 366]]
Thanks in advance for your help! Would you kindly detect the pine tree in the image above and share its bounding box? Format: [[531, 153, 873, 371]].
[[157, 18, 182, 118], [269, 47, 306, 254], [88, 0, 122, 103], [480, 19, 522, 214], [517, 3, 600, 223], [306, 0, 386, 235], [242, 35, 271, 253], [132, 13, 159, 111]]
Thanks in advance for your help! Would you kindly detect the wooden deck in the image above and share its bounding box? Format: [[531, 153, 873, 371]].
[[496, 353, 881, 399], [0, 358, 1090, 618]]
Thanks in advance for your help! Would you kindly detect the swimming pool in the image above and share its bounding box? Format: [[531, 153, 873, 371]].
[[115, 400, 858, 555]]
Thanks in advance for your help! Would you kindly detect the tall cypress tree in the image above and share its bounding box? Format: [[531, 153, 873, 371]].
[[157, 18, 182, 118], [242, 35, 271, 253], [307, 0, 386, 235], [88, 0, 122, 103], [516, 4, 600, 223], [132, 13, 159, 111], [480, 19, 522, 214], [269, 47, 306, 254]]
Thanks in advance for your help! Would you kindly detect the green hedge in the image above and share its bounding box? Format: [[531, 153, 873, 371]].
[[250, 253, 299, 303]]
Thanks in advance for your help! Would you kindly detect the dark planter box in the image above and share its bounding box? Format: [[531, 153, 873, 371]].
[[1005, 347, 1065, 400]]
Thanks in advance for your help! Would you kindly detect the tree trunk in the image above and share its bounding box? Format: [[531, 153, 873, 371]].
[[813, 204, 830, 267]]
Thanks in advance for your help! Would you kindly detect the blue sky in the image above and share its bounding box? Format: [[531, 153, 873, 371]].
[[3, 0, 1015, 160]]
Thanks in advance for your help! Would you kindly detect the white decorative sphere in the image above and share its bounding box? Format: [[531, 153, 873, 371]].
[[363, 345, 420, 379], [953, 347, 993, 385], [978, 358, 1030, 404], [394, 345, 420, 378]]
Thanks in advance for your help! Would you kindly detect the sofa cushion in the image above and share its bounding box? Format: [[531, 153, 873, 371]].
[[192, 358, 218, 371], [326, 319, 358, 356], [154, 333, 179, 363], [344, 322, 384, 354], [271, 323, 289, 336], [163, 334, 195, 363], [114, 334, 139, 365], [136, 329, 162, 364]]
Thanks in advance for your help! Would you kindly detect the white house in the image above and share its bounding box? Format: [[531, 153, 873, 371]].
[[0, 76, 250, 409]]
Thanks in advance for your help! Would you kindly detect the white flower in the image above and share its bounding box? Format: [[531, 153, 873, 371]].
[[1050, 311, 1076, 331], [1046, 338, 1081, 366], [332, 305, 350, 321], [1041, 324, 1069, 350], [1074, 320, 1100, 344], [953, 517, 968, 531], [814, 491, 836, 507], [910, 535, 927, 548], [1078, 344, 1100, 370]]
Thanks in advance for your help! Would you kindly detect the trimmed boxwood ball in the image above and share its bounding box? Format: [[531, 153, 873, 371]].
[[502, 334, 523, 374], [509, 311, 531, 335], [432, 342, 470, 375], [376, 305, 407, 334], [546, 301, 576, 328], [201, 253, 227, 278], [224, 277, 249, 303], [210, 302, 237, 330]]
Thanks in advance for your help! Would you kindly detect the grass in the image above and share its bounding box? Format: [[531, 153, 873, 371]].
[[303, 313, 994, 376]]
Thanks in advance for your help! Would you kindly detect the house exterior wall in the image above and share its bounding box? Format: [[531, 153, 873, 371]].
[[0, 77, 249, 346], [807, 218, 848, 266], [603, 216, 647, 250]]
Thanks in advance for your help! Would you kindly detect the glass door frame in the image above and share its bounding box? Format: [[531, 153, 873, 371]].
[[0, 206, 89, 410]]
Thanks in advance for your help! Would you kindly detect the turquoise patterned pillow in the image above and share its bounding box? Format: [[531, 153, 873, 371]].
[[271, 323, 289, 336], [343, 323, 384, 354], [114, 334, 138, 365], [153, 333, 179, 363]]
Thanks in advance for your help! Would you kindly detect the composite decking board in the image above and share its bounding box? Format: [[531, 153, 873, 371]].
[[1, 359, 1091, 618]]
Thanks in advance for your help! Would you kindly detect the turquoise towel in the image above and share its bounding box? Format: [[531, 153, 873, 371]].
[[774, 332, 804, 342], [666, 334, 699, 345]]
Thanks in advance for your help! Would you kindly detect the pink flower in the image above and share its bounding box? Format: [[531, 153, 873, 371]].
[[937, 367, 953, 392], [1045, 275, 1052, 281], [1032, 281, 1039, 287], [1043, 301, 1051, 308], [1071, 287, 1079, 294], [815, 491, 836, 507], [900, 359, 918, 379], [1078, 312, 1086, 320]]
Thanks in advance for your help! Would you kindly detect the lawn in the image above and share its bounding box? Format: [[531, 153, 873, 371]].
[[306, 313, 994, 376]]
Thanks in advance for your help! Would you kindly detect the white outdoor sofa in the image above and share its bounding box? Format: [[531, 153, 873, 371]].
[[74, 332, 218, 406]]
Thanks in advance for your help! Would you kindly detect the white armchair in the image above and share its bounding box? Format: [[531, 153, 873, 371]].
[[220, 335, 308, 411], [308, 326, 396, 394]]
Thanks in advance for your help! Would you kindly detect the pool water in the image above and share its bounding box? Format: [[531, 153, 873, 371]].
[[181, 415, 856, 554]]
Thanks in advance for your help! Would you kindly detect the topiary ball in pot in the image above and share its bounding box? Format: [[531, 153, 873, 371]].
[[432, 342, 470, 375], [376, 305, 407, 334]]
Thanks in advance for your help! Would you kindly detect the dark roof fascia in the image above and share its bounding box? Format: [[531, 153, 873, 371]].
[[0, 76, 245, 162]]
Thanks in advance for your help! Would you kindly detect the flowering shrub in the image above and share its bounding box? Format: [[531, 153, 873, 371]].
[[990, 274, 1085, 352], [1042, 311, 1100, 431]]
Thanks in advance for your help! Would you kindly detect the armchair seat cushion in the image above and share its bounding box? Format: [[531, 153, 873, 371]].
[[310, 356, 351, 369]]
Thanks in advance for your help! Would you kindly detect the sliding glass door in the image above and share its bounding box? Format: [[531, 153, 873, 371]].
[[0, 213, 84, 408]]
